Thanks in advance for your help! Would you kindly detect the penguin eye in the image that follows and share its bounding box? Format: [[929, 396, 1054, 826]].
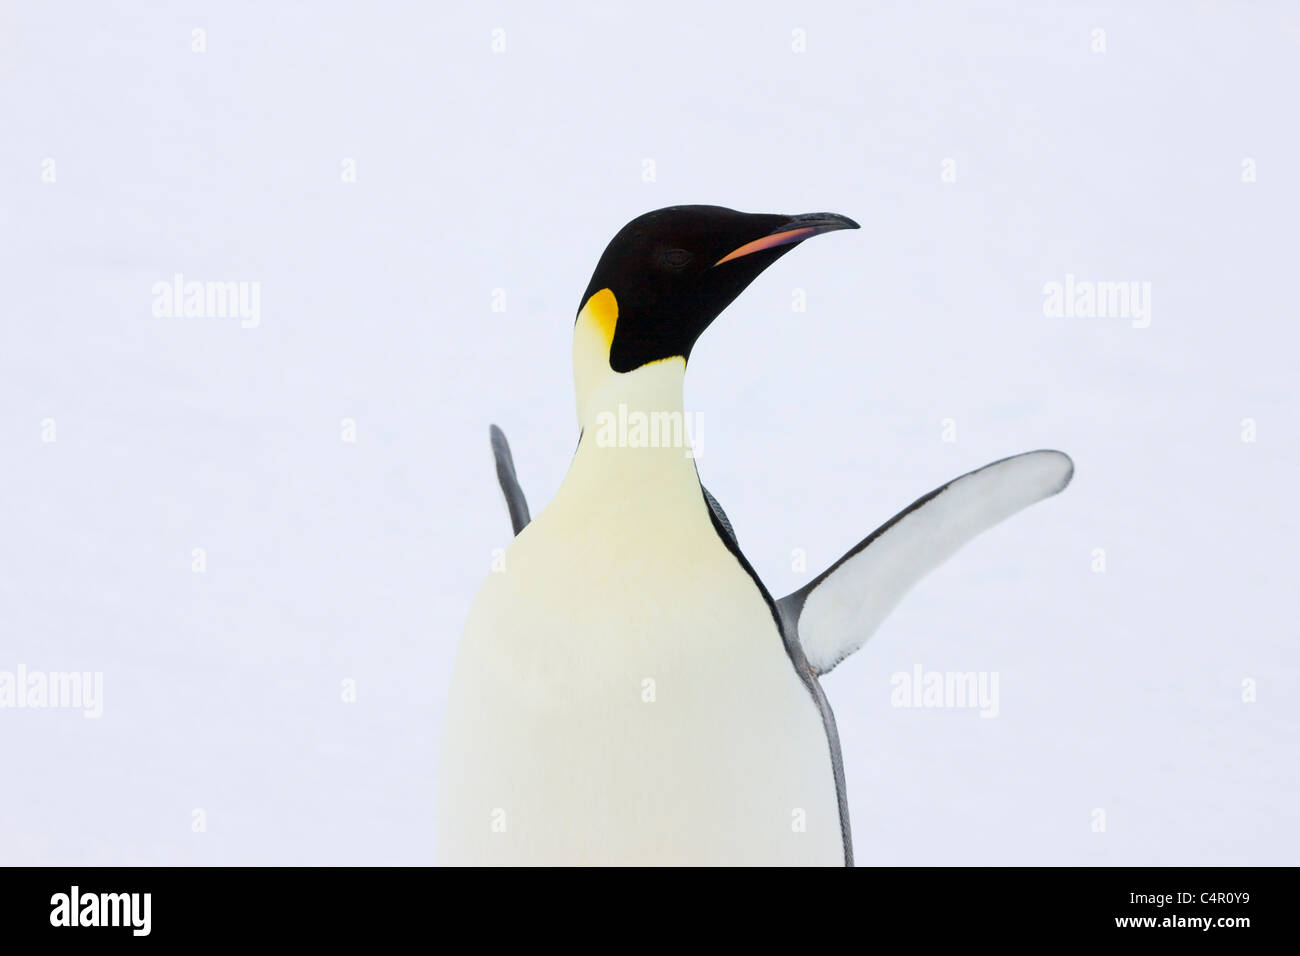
[[662, 248, 693, 268]]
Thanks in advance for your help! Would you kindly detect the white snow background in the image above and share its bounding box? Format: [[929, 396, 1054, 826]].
[[1, 1, 1296, 865]]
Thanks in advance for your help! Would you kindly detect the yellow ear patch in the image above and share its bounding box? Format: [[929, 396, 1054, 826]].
[[584, 288, 618, 347]]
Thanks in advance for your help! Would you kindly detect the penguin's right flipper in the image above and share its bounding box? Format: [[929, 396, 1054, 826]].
[[702, 485, 738, 550], [489, 424, 531, 535], [778, 450, 1073, 675]]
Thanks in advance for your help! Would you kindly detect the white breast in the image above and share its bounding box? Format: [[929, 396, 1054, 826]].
[[436, 366, 842, 865]]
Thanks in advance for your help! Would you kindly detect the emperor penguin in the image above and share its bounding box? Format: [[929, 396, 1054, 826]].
[[437, 205, 1074, 866]]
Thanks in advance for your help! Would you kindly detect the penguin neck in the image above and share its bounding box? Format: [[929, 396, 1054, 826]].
[[561, 308, 703, 519]]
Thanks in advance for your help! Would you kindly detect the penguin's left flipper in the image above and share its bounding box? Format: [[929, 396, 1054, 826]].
[[489, 424, 531, 535], [778, 450, 1074, 675]]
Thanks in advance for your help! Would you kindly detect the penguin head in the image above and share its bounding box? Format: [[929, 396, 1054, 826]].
[[575, 205, 859, 374]]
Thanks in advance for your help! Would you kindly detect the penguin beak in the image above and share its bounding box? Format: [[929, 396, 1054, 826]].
[[714, 213, 860, 266]]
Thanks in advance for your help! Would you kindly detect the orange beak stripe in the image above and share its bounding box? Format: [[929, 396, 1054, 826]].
[[714, 226, 821, 266]]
